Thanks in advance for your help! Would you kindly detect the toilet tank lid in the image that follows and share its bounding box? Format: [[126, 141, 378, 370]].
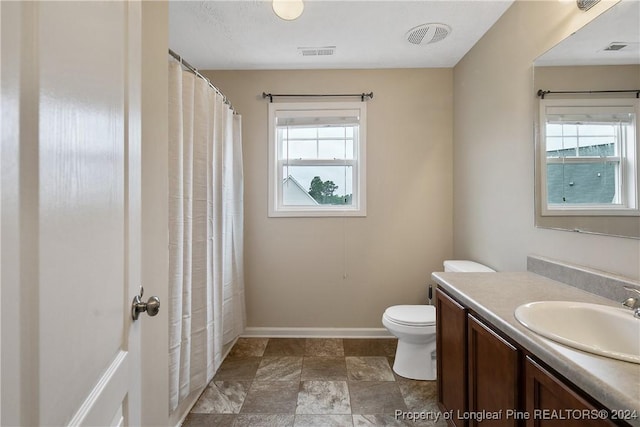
[[444, 260, 495, 272]]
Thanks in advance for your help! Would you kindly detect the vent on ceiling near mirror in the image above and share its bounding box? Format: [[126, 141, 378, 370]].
[[298, 46, 336, 57], [576, 0, 600, 11], [405, 23, 451, 45], [603, 42, 628, 51]]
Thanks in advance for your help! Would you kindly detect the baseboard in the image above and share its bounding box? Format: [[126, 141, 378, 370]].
[[241, 327, 393, 338]]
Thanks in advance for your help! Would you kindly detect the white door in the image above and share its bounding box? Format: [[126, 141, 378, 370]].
[[1, 1, 157, 425]]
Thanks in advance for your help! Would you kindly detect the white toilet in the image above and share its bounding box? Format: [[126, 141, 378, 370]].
[[382, 260, 495, 380]]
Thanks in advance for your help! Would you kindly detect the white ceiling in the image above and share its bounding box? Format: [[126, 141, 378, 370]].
[[169, 0, 514, 70], [535, 0, 640, 66]]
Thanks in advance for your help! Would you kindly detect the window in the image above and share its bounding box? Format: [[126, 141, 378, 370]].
[[539, 98, 639, 216], [268, 102, 366, 217]]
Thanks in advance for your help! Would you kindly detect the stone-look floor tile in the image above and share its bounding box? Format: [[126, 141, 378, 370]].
[[305, 338, 344, 356], [233, 414, 295, 427], [397, 380, 438, 411], [353, 414, 438, 427], [240, 381, 300, 414], [294, 414, 354, 426], [191, 381, 251, 414], [264, 338, 306, 356], [227, 338, 269, 359], [301, 357, 347, 381], [433, 416, 449, 427], [429, 416, 448, 427], [255, 357, 303, 381], [214, 357, 261, 381], [385, 356, 415, 382], [348, 381, 407, 414], [182, 413, 236, 427], [343, 339, 397, 357], [346, 357, 395, 381], [296, 381, 351, 415], [188, 336, 443, 426], [353, 415, 396, 427]]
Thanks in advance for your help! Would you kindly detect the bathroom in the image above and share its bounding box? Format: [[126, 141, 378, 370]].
[[2, 0, 638, 426]]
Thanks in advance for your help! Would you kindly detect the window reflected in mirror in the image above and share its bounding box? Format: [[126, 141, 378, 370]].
[[539, 99, 639, 216]]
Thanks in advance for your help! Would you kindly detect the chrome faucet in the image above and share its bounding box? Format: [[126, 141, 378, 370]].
[[622, 287, 640, 319]]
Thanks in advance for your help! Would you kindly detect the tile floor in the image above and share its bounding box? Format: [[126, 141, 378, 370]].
[[182, 338, 447, 427]]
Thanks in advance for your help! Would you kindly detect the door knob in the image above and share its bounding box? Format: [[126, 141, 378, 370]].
[[131, 286, 161, 320]]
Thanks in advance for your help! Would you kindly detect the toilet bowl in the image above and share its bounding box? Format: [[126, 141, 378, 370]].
[[383, 305, 436, 380], [382, 260, 495, 380]]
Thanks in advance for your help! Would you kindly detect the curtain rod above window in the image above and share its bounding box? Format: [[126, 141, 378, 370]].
[[537, 89, 640, 99], [262, 92, 374, 103], [169, 49, 237, 113]]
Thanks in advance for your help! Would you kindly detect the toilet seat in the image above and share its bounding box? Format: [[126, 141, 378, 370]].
[[384, 305, 435, 327]]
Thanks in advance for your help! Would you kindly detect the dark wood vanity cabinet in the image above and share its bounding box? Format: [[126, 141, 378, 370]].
[[436, 290, 518, 426], [436, 290, 468, 427], [525, 356, 617, 427], [436, 289, 627, 427], [468, 314, 519, 427]]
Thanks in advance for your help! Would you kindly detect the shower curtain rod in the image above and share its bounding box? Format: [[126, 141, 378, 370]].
[[169, 49, 237, 113], [262, 92, 374, 103], [537, 89, 640, 99]]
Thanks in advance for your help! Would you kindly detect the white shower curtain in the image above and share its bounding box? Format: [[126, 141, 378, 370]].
[[168, 61, 246, 412]]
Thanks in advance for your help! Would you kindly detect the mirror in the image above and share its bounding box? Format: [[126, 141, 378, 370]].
[[534, 0, 640, 239]]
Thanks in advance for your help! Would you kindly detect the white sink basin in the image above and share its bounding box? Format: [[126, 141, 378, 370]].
[[515, 301, 640, 364]]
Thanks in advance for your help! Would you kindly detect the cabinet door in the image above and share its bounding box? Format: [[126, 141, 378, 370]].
[[468, 315, 519, 427], [525, 357, 617, 427], [436, 290, 468, 427]]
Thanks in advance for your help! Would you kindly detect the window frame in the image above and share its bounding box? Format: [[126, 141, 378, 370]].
[[538, 98, 639, 216], [268, 101, 367, 217]]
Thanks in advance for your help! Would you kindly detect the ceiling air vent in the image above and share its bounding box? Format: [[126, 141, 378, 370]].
[[577, 0, 600, 11], [298, 46, 336, 57], [405, 23, 451, 45], [603, 42, 628, 51]]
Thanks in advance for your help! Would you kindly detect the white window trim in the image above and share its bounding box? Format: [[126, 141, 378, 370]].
[[539, 98, 640, 217], [268, 101, 367, 217]]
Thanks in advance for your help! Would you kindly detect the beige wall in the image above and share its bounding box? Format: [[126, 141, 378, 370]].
[[204, 69, 453, 328], [453, 0, 640, 280], [535, 64, 640, 92]]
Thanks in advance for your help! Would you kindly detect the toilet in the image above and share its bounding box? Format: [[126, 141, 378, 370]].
[[382, 260, 495, 380]]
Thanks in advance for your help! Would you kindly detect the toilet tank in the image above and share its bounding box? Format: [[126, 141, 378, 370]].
[[444, 260, 495, 272]]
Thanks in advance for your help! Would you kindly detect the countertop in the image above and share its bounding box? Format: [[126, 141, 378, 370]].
[[431, 271, 640, 427]]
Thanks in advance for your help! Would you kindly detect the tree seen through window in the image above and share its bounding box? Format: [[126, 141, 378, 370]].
[[308, 176, 352, 205]]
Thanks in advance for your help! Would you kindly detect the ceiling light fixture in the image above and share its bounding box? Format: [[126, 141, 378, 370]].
[[272, 0, 304, 21]]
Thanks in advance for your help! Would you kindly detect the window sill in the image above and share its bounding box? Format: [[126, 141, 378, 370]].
[[542, 206, 640, 216], [268, 207, 367, 218]]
